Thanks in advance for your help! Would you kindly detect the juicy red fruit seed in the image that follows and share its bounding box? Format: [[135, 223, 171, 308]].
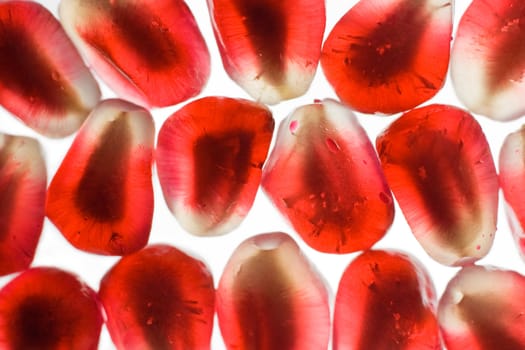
[[0, 267, 103, 350], [0, 1, 100, 137], [217, 232, 330, 350], [321, 0, 452, 114], [46, 99, 155, 255], [60, 0, 210, 107], [376, 104, 498, 266], [438, 265, 525, 349], [0, 134, 46, 276], [334, 250, 440, 349], [207, 0, 325, 104], [99, 244, 215, 350], [156, 96, 274, 236], [262, 99, 394, 254], [451, 0, 525, 121]]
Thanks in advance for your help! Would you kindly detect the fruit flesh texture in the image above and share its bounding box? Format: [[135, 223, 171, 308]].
[[262, 99, 394, 253], [99, 244, 215, 350], [0, 133, 46, 276], [0, 267, 103, 350], [333, 250, 441, 350], [217, 232, 330, 350], [438, 265, 525, 349], [46, 99, 155, 255], [321, 0, 452, 114], [376, 104, 498, 266], [0, 0, 100, 137], [60, 0, 210, 107], [208, 0, 325, 104], [452, 0, 525, 121]]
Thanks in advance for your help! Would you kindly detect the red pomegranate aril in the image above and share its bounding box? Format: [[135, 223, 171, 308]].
[[499, 126, 525, 259], [321, 0, 452, 114], [156, 96, 274, 236], [0, 1, 100, 137], [438, 265, 525, 349], [46, 99, 155, 255], [99, 244, 215, 350], [452, 0, 525, 121], [60, 0, 210, 107], [262, 99, 394, 254], [0, 133, 46, 276], [376, 104, 499, 266], [217, 232, 330, 350], [0, 267, 103, 350], [334, 250, 441, 349], [207, 0, 325, 104]]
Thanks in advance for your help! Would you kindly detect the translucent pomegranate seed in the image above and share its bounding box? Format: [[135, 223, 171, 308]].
[[452, 0, 525, 121], [376, 104, 498, 266], [334, 250, 441, 349], [99, 244, 215, 350], [438, 265, 525, 349], [0, 133, 46, 276], [46, 99, 155, 255], [0, 267, 103, 350], [217, 232, 330, 349], [0, 1, 100, 137], [207, 0, 325, 104], [60, 0, 210, 107], [262, 99, 394, 253], [156, 96, 274, 236], [321, 0, 452, 114], [499, 126, 525, 259]]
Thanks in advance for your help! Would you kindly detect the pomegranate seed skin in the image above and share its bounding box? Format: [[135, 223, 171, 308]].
[[99, 244, 215, 350], [0, 267, 103, 350], [60, 0, 210, 107], [156, 96, 274, 236], [46, 99, 155, 255], [0, 133, 46, 276], [376, 104, 499, 266], [334, 250, 441, 350], [207, 0, 325, 104], [321, 0, 452, 114], [452, 0, 525, 121], [217, 232, 330, 350], [438, 265, 525, 349], [0, 1, 100, 137], [262, 99, 394, 254]]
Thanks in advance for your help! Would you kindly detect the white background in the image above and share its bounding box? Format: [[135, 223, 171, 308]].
[[1, 1, 524, 349]]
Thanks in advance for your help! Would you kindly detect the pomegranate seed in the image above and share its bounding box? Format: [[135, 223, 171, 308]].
[[376, 104, 499, 266], [262, 99, 394, 253], [46, 99, 155, 255], [217, 232, 330, 349], [99, 244, 215, 350], [0, 133, 46, 276], [60, 0, 210, 107], [321, 0, 452, 114], [438, 265, 525, 349], [207, 0, 325, 104], [0, 1, 100, 137], [156, 96, 274, 236], [334, 250, 441, 349], [0, 267, 103, 350], [452, 0, 525, 121]]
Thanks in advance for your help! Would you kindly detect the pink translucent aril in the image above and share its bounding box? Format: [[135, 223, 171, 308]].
[[334, 250, 441, 349], [0, 1, 100, 137], [0, 133, 46, 276], [438, 265, 525, 349], [217, 232, 330, 350], [262, 99, 394, 254], [376, 104, 498, 266], [60, 0, 210, 107]]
